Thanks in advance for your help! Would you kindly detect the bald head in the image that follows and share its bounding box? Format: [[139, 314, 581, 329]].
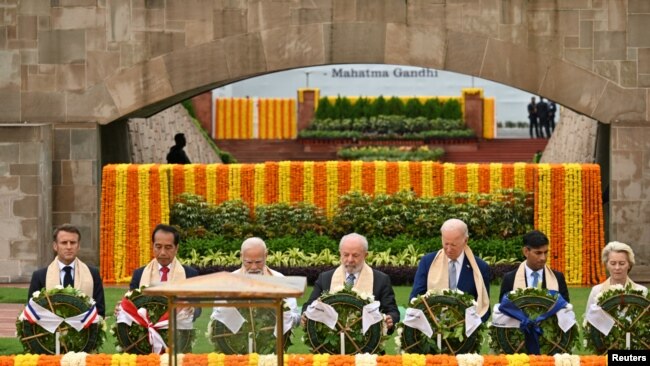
[[240, 237, 267, 274]]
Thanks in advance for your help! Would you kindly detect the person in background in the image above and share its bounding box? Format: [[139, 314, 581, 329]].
[[536, 97, 550, 138], [548, 100, 557, 133], [166, 133, 191, 164], [586, 241, 647, 310], [499, 230, 570, 302], [302, 233, 400, 333], [410, 219, 491, 322], [528, 97, 540, 139], [28, 224, 106, 317]]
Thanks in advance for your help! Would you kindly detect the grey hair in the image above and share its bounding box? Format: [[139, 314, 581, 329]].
[[241, 237, 267, 255], [339, 233, 368, 252], [440, 218, 469, 238], [602, 241, 635, 270]]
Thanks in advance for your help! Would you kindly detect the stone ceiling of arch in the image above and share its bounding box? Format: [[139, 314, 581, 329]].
[[0, 0, 648, 124]]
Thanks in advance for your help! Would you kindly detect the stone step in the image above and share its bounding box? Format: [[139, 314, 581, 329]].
[[216, 138, 549, 164]]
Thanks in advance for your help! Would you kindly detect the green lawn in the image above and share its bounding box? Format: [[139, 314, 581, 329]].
[[0, 285, 591, 355]]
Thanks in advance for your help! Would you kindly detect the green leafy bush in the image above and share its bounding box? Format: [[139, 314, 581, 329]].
[[170, 190, 531, 262], [337, 146, 444, 161], [314, 96, 462, 120], [253, 202, 328, 238], [330, 190, 533, 239]]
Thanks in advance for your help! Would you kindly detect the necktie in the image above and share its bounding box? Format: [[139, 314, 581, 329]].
[[531, 271, 540, 288], [63, 266, 73, 288], [449, 260, 457, 290], [346, 274, 355, 286], [161, 266, 170, 282]]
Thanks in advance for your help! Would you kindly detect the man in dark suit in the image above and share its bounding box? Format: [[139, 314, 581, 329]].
[[410, 218, 491, 322], [28, 224, 106, 317], [536, 97, 550, 138], [130, 224, 199, 289], [129, 224, 201, 319], [499, 230, 570, 302], [302, 233, 400, 333]]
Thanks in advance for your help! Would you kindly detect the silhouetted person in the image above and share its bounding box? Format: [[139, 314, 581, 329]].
[[548, 100, 557, 133], [166, 133, 191, 164], [527, 97, 540, 139], [536, 97, 550, 138]]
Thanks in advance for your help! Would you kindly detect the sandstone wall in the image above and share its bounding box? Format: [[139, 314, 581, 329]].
[[127, 104, 222, 164], [541, 108, 598, 163]]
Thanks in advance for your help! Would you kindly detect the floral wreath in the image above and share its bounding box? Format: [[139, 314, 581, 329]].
[[16, 286, 106, 354], [304, 285, 387, 355], [207, 300, 293, 355], [583, 283, 650, 354], [111, 286, 195, 354], [489, 287, 579, 354], [396, 288, 485, 355]]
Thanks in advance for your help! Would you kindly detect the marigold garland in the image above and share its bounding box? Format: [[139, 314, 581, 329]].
[[303, 161, 315, 204], [100, 162, 606, 285], [443, 163, 455, 194], [137, 165, 152, 265], [385, 162, 399, 194], [0, 354, 612, 366], [113, 164, 128, 281], [278, 162, 291, 203], [409, 162, 423, 196], [466, 164, 479, 195], [350, 161, 363, 192], [228, 164, 242, 201], [325, 161, 339, 218], [374, 161, 387, 194], [338, 161, 352, 197]]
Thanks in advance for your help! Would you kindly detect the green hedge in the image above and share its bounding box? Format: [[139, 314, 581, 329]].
[[178, 235, 523, 266], [315, 96, 462, 120], [337, 146, 444, 162], [304, 115, 469, 133], [172, 190, 532, 263], [171, 190, 532, 243]]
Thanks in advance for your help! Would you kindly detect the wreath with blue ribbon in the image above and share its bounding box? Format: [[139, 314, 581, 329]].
[[16, 286, 106, 354], [489, 287, 579, 355], [583, 284, 650, 354]]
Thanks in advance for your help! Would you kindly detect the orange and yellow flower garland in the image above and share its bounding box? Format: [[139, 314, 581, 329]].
[[0, 354, 607, 366], [99, 162, 606, 285]]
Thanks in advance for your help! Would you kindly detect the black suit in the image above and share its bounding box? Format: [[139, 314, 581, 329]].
[[28, 264, 106, 317], [302, 267, 400, 334], [129, 263, 201, 319], [499, 267, 570, 303]]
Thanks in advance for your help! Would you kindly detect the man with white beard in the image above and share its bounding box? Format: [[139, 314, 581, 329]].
[[213, 237, 301, 326]]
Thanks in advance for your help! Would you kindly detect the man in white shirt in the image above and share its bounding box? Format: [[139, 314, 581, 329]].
[[230, 237, 301, 326], [499, 230, 570, 302], [302, 233, 399, 333], [28, 224, 106, 317]]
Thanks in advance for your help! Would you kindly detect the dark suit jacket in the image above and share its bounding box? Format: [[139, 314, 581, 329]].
[[409, 250, 491, 322], [130, 263, 201, 319], [28, 264, 106, 317], [302, 267, 400, 334], [499, 267, 570, 303], [129, 263, 199, 290]]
